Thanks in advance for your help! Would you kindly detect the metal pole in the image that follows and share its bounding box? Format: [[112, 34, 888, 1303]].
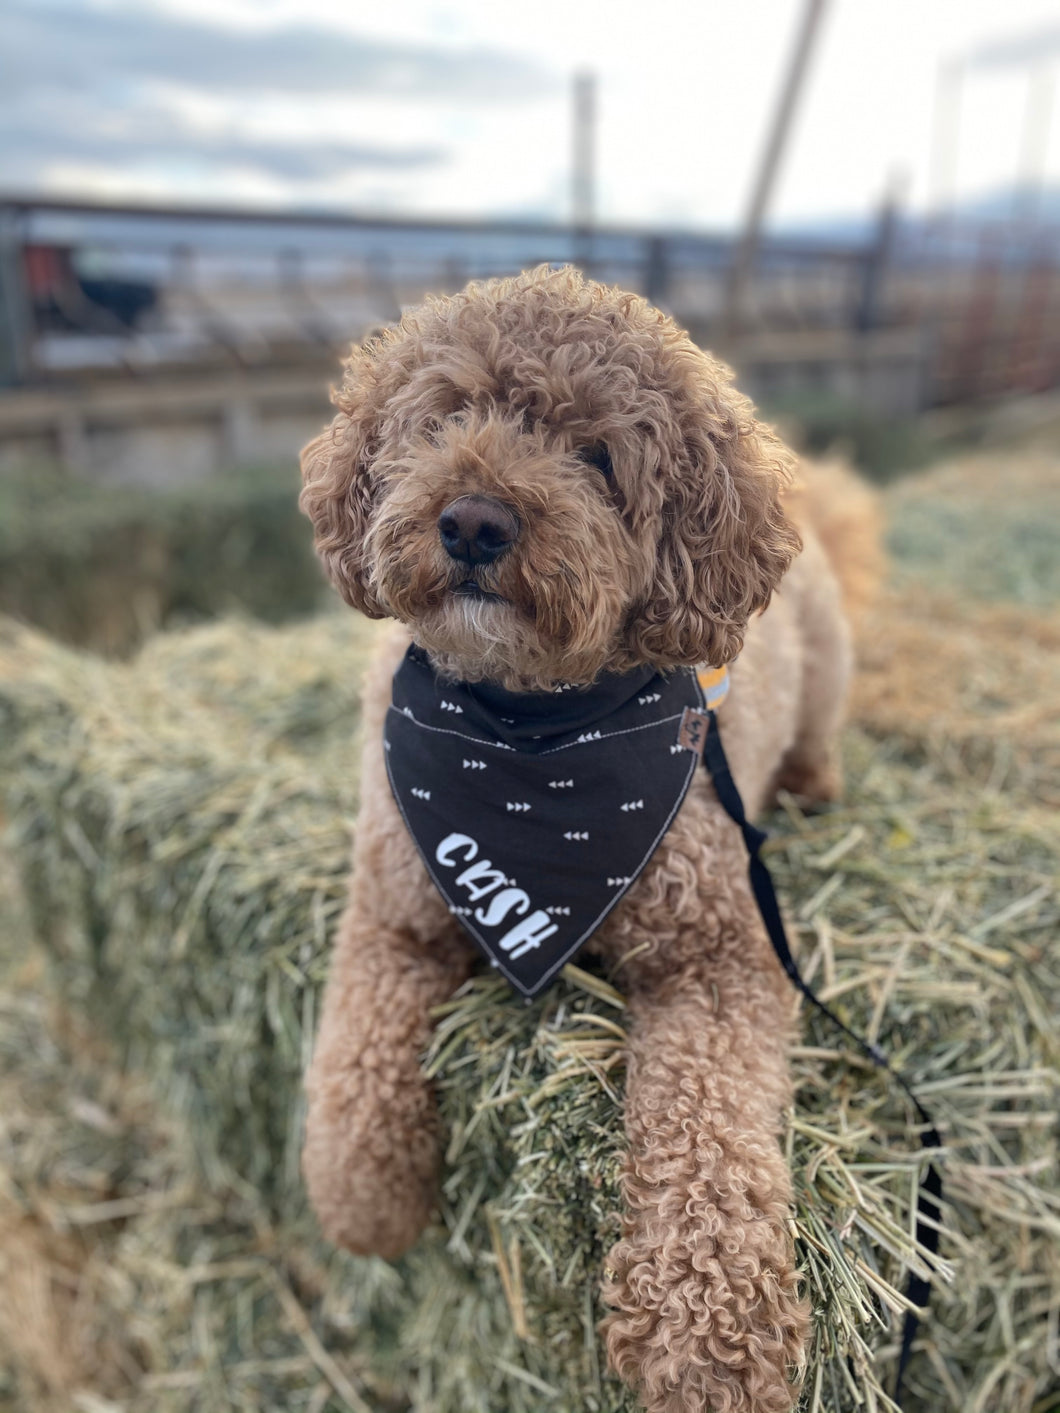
[[572, 70, 596, 272], [722, 0, 829, 336], [856, 173, 905, 333]]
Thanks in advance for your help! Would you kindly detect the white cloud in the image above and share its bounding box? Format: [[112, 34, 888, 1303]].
[[5, 0, 1059, 225]]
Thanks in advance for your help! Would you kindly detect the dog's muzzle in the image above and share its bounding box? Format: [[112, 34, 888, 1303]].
[[438, 495, 519, 567]]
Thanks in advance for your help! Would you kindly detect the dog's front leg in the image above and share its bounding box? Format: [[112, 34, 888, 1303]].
[[302, 904, 472, 1260], [602, 937, 808, 1413]]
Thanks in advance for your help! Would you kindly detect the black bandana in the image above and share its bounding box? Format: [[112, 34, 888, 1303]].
[[385, 646, 706, 997]]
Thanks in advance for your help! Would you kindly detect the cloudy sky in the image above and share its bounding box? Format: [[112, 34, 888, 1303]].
[[3, 0, 1059, 229]]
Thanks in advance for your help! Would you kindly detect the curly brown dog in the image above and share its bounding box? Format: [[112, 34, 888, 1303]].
[[299, 265, 878, 1413]]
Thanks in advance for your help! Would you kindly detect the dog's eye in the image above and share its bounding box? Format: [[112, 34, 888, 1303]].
[[577, 443, 613, 481]]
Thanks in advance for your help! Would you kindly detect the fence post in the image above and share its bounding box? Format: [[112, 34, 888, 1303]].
[[643, 236, 670, 305], [855, 184, 902, 332], [0, 205, 32, 387], [722, 0, 829, 335], [571, 70, 596, 274]]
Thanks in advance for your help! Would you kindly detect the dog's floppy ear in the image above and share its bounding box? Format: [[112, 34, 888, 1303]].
[[626, 372, 802, 669], [299, 346, 386, 618]]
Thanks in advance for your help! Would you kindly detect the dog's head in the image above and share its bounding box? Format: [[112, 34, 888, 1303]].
[[301, 265, 800, 690]]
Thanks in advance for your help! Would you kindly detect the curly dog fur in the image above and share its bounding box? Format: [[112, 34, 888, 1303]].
[[299, 265, 874, 1412]]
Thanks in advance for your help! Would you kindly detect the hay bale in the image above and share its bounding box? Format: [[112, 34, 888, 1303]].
[[0, 955, 407, 1413], [0, 463, 326, 655], [0, 612, 377, 1204], [851, 589, 1060, 798], [0, 448, 1058, 1410], [1, 603, 1058, 1412], [885, 452, 1060, 605]]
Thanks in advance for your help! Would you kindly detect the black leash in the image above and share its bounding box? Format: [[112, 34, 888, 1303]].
[[698, 709, 943, 1405]]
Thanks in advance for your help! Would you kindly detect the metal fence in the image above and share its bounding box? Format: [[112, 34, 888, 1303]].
[[1, 195, 1059, 411]]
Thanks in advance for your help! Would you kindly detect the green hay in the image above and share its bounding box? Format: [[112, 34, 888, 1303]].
[[0, 612, 376, 1205], [885, 454, 1060, 606], [1, 605, 1057, 1412], [0, 447, 1058, 1411], [0, 972, 405, 1413], [0, 463, 327, 655], [763, 392, 942, 483]]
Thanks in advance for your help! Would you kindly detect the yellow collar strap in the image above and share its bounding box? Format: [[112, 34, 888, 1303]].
[[696, 663, 730, 710]]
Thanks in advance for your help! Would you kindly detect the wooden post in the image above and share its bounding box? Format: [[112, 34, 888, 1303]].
[[722, 0, 829, 337], [855, 175, 906, 333], [0, 205, 32, 387], [643, 235, 670, 306]]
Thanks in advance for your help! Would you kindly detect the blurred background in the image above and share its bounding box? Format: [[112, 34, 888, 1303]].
[[1, 0, 1059, 644], [1, 4, 1059, 1413]]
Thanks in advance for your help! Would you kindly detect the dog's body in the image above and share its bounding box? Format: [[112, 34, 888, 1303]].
[[299, 267, 877, 1413]]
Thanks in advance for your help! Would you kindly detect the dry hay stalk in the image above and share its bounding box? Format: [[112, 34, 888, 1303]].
[[0, 448, 1057, 1411], [0, 972, 397, 1413], [853, 588, 1060, 792], [0, 599, 1057, 1412]]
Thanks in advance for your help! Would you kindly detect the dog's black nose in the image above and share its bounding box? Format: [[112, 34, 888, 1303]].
[[438, 495, 519, 566]]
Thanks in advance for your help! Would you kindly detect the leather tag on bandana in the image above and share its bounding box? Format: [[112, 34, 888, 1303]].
[[678, 707, 710, 756]]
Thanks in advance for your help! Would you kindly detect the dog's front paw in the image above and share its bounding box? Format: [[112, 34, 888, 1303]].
[[776, 750, 843, 806], [601, 1223, 807, 1413], [303, 1090, 439, 1260]]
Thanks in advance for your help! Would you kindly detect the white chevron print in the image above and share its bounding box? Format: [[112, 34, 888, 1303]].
[[387, 640, 714, 998]]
